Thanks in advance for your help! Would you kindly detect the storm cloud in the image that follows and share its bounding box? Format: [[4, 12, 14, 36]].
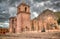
[[0, 0, 60, 27]]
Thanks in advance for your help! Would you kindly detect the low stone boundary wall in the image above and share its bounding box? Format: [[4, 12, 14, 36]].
[[0, 31, 60, 39]]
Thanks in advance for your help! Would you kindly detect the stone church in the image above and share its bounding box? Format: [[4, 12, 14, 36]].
[[9, 2, 59, 34]]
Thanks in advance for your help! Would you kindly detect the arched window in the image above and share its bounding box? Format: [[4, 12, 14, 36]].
[[12, 19, 14, 24], [25, 7, 27, 12]]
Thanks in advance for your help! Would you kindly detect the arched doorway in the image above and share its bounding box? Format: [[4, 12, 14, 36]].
[[41, 26, 45, 32], [25, 26, 29, 31]]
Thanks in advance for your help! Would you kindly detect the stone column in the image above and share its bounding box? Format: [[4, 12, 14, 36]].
[[43, 22, 47, 32], [54, 21, 59, 29], [9, 18, 13, 33], [16, 14, 22, 34], [13, 18, 17, 33], [38, 20, 42, 32]]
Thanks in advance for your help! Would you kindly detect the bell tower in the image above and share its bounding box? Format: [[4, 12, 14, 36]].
[[16, 2, 31, 33]]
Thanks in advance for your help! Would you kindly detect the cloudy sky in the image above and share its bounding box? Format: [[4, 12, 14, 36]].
[[0, 0, 60, 28]]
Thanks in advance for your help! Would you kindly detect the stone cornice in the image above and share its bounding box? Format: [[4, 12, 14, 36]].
[[17, 11, 30, 15]]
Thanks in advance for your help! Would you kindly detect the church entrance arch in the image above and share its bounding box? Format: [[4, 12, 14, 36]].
[[41, 26, 45, 32]]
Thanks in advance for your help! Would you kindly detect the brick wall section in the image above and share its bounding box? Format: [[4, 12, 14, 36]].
[[0, 28, 8, 34]]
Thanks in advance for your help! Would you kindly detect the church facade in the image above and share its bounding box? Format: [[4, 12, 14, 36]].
[[32, 9, 59, 32], [9, 2, 59, 34]]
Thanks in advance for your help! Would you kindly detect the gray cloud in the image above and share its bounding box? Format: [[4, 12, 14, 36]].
[[0, 0, 60, 19], [0, 1, 10, 22], [34, 0, 48, 2], [0, 0, 60, 27]]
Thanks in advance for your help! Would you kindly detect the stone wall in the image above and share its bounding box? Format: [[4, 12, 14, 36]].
[[1, 31, 60, 39], [9, 17, 17, 33]]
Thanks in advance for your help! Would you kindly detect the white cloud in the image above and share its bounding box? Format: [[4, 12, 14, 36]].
[[33, 2, 45, 8], [0, 22, 9, 28], [32, 12, 38, 17], [30, 0, 34, 4], [52, 9, 57, 12], [48, 8, 57, 12], [39, 2, 45, 6], [3, 22, 9, 28], [9, 7, 17, 17]]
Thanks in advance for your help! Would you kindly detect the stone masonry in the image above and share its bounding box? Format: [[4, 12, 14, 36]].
[[9, 2, 59, 34]]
